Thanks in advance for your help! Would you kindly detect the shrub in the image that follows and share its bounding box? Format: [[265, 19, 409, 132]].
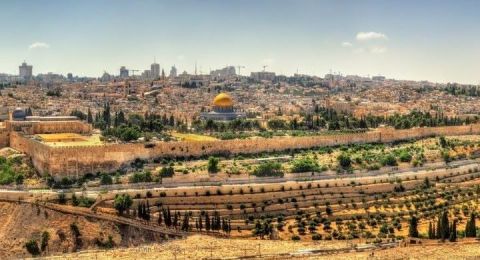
[[399, 151, 412, 162], [207, 157, 220, 173], [337, 153, 352, 168], [160, 166, 174, 178], [129, 171, 153, 183], [252, 162, 283, 177], [114, 194, 133, 215], [381, 154, 398, 166], [291, 157, 321, 173], [25, 240, 40, 256], [100, 174, 113, 185]]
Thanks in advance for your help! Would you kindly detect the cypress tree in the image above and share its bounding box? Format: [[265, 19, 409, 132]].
[[408, 216, 419, 238], [205, 212, 211, 231], [146, 201, 151, 221], [137, 203, 143, 219], [440, 211, 450, 241], [449, 220, 457, 242], [87, 108, 93, 123], [198, 214, 203, 231], [436, 217, 442, 239], [465, 213, 477, 237], [173, 211, 178, 228], [428, 222, 433, 239]]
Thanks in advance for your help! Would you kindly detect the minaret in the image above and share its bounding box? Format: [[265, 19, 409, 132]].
[[195, 61, 197, 76]]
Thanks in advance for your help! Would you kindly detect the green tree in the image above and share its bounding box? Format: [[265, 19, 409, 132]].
[[291, 157, 321, 173], [25, 240, 40, 256], [439, 136, 448, 148], [87, 108, 93, 123], [207, 157, 220, 173], [439, 211, 450, 241], [337, 153, 351, 168], [449, 220, 457, 242], [408, 216, 419, 238], [100, 174, 113, 185], [252, 161, 283, 177], [41, 231, 50, 252], [428, 222, 433, 239], [465, 213, 477, 237], [114, 194, 133, 215]]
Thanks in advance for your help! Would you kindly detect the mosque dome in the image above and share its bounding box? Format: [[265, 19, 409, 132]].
[[12, 107, 26, 121], [213, 93, 233, 108]]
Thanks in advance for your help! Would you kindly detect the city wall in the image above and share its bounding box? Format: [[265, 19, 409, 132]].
[[9, 124, 480, 178]]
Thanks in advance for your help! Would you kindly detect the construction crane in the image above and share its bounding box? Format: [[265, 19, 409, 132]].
[[130, 69, 140, 77], [236, 65, 245, 76], [262, 65, 268, 72]]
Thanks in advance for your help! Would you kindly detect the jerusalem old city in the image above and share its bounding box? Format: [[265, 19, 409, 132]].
[[1, 0, 480, 259]]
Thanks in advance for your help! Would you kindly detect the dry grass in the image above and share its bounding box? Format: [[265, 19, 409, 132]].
[[39, 134, 103, 147], [171, 132, 218, 142], [42, 235, 480, 260]]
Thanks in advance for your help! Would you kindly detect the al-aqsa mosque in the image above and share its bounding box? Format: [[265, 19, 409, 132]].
[[200, 93, 246, 121]]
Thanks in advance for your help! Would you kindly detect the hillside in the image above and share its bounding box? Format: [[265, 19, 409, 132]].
[[0, 202, 165, 259]]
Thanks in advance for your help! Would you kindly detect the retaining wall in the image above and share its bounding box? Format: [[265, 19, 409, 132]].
[[9, 124, 480, 178]]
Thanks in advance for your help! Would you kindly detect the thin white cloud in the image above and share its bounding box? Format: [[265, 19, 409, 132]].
[[261, 58, 275, 65], [29, 42, 50, 50], [353, 48, 365, 54], [370, 46, 387, 54], [176, 54, 185, 60], [356, 32, 388, 41], [341, 41, 352, 47]]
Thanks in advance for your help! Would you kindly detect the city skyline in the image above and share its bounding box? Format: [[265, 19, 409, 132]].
[[1, 0, 480, 84]]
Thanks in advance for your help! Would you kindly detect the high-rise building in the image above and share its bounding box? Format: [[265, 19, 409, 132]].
[[210, 66, 236, 79], [120, 66, 129, 78], [151, 62, 160, 79], [250, 71, 276, 81], [19, 62, 33, 80], [142, 70, 151, 79], [169, 65, 177, 78]]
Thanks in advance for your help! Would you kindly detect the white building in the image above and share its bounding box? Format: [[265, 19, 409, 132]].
[[19, 62, 33, 80]]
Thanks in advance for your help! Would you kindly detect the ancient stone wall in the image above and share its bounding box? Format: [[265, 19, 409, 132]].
[[0, 128, 9, 148], [9, 124, 480, 178], [5, 120, 91, 136]]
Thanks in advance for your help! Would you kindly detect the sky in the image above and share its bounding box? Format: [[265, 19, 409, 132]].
[[1, 0, 479, 84]]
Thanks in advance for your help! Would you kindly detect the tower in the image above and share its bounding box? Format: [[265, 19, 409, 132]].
[[151, 57, 160, 79]]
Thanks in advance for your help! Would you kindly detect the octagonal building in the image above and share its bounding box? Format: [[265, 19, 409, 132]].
[[200, 93, 246, 121]]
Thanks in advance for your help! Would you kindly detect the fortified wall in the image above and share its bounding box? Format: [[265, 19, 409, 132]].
[[9, 124, 480, 178]]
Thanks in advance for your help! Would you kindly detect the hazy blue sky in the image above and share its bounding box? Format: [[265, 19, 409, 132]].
[[1, 0, 479, 83]]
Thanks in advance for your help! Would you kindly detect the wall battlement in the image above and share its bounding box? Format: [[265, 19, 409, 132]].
[[8, 124, 480, 178]]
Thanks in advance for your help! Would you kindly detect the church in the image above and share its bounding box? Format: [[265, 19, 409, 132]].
[[200, 93, 246, 121]]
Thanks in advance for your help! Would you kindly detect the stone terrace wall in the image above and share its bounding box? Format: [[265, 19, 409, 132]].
[[9, 124, 480, 178]]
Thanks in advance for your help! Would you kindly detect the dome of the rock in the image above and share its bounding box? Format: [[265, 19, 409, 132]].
[[213, 93, 233, 108]]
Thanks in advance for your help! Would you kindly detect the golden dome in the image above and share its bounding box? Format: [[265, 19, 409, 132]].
[[213, 93, 233, 107]]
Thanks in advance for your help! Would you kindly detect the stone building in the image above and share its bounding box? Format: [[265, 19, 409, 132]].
[[200, 93, 246, 121]]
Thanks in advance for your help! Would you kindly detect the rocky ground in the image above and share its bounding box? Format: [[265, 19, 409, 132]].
[[0, 202, 164, 259]]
